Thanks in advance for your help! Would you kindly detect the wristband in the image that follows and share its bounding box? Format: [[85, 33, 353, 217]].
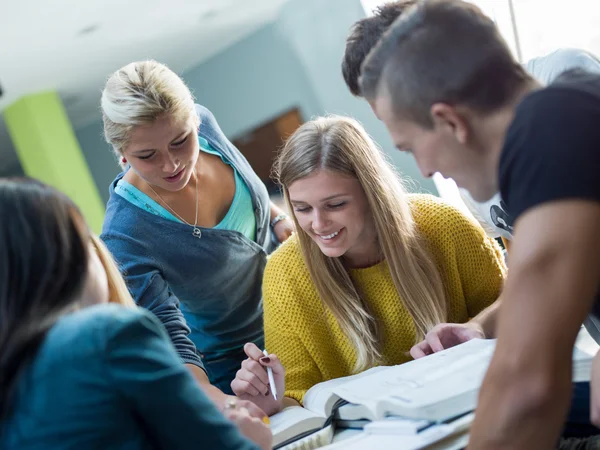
[[270, 213, 288, 228]]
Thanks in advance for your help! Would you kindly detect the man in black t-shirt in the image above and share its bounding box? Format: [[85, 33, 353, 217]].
[[359, 0, 600, 448]]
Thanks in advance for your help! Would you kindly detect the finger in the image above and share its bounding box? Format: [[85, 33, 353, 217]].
[[231, 378, 262, 397], [239, 400, 268, 419], [425, 330, 445, 353], [259, 354, 285, 376], [410, 341, 431, 359], [237, 367, 269, 395], [242, 359, 270, 385], [223, 409, 240, 422], [226, 409, 253, 426], [244, 342, 266, 360]]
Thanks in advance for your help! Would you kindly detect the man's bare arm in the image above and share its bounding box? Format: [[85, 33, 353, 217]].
[[470, 297, 502, 338], [468, 200, 600, 449]]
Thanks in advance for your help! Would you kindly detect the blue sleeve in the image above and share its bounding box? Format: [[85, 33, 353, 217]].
[[106, 311, 259, 450], [102, 236, 205, 371]]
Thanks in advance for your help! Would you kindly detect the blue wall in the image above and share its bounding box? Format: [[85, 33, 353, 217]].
[[277, 0, 434, 193], [76, 120, 117, 203], [76, 0, 434, 205], [183, 22, 322, 138], [77, 22, 325, 204]]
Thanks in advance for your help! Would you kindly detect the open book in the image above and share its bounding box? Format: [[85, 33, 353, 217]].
[[271, 337, 595, 447], [270, 367, 388, 449], [335, 338, 594, 422]]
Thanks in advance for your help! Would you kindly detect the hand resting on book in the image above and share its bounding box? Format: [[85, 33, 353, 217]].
[[231, 342, 287, 416], [410, 322, 485, 359], [223, 404, 273, 450]]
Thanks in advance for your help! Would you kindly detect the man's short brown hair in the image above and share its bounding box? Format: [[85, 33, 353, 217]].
[[342, 1, 416, 97], [360, 0, 530, 127]]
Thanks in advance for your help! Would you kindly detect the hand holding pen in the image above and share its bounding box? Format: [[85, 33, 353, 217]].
[[231, 342, 286, 416]]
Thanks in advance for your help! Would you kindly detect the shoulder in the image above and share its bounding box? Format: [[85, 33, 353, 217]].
[[101, 196, 160, 266], [195, 103, 216, 123], [506, 80, 600, 156], [408, 194, 478, 233], [196, 104, 226, 139], [501, 81, 600, 220], [408, 194, 496, 257], [265, 234, 307, 281], [40, 305, 159, 363], [263, 234, 317, 309], [505, 76, 600, 164], [102, 178, 146, 238], [526, 48, 600, 84], [517, 67, 600, 126], [55, 304, 156, 338]]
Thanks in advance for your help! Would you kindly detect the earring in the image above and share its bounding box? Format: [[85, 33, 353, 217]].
[[122, 157, 127, 164]]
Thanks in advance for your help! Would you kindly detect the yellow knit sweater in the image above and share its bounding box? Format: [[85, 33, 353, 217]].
[[263, 194, 506, 404]]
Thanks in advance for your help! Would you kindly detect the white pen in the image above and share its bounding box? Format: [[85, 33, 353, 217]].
[[263, 349, 278, 400]]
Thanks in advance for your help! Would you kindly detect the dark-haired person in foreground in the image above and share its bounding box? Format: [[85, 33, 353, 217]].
[[0, 178, 271, 450], [342, 0, 600, 362], [359, 0, 600, 448]]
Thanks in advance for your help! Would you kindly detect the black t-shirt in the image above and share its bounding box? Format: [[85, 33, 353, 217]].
[[499, 69, 600, 341]]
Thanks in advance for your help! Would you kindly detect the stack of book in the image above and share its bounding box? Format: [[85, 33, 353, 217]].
[[270, 338, 595, 450]]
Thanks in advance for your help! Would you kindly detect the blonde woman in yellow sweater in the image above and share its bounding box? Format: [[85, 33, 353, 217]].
[[231, 116, 506, 416]]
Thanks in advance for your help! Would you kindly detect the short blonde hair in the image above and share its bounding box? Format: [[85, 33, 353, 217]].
[[90, 234, 135, 308], [101, 60, 198, 166]]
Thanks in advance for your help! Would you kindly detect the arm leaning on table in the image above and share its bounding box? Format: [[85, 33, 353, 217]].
[[108, 308, 270, 450], [468, 200, 600, 449], [231, 240, 324, 415], [101, 236, 264, 417]]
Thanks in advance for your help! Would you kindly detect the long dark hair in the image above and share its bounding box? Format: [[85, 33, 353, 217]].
[[0, 178, 91, 419]]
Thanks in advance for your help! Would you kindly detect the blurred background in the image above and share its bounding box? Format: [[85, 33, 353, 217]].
[[1, 0, 599, 231]]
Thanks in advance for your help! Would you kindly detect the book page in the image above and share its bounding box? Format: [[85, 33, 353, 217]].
[[271, 407, 327, 448], [321, 424, 456, 450], [333, 337, 594, 421], [332, 339, 495, 409], [303, 366, 388, 417], [279, 424, 334, 450]]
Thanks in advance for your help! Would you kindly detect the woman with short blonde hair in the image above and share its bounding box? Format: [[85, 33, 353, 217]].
[[100, 61, 293, 409]]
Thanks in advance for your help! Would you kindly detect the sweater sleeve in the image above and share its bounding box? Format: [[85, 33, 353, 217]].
[[263, 247, 323, 404], [440, 201, 507, 317], [102, 235, 205, 371], [106, 310, 258, 450], [412, 195, 506, 319]]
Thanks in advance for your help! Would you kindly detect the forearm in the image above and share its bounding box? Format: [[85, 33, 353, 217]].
[[186, 363, 227, 408], [469, 254, 592, 447], [270, 202, 285, 221], [469, 297, 501, 338], [469, 345, 572, 449], [469, 200, 600, 448]]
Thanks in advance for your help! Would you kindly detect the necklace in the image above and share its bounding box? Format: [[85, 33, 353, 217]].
[[147, 169, 202, 239]]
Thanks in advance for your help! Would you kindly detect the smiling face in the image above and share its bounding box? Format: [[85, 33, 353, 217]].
[[122, 113, 200, 192], [287, 169, 379, 267]]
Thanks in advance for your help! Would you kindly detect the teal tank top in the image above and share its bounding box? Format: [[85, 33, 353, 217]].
[[115, 136, 257, 241]]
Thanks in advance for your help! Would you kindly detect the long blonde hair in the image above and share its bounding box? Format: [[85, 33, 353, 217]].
[[275, 116, 447, 372], [90, 234, 136, 308], [101, 60, 198, 167]]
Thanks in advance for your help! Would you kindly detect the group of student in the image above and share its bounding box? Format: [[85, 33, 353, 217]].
[[1, 1, 599, 449]]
